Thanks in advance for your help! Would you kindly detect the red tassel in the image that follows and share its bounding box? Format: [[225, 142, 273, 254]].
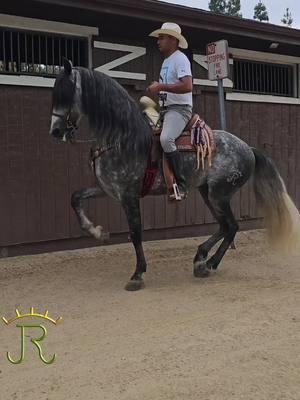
[[141, 168, 158, 197]]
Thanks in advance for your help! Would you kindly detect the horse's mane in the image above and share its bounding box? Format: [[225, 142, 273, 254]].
[[77, 67, 152, 155]]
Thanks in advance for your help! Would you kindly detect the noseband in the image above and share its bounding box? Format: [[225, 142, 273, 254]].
[[51, 110, 78, 143], [51, 70, 96, 144], [52, 110, 78, 129]]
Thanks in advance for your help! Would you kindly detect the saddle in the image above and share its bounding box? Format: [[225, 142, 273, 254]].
[[140, 96, 215, 198]]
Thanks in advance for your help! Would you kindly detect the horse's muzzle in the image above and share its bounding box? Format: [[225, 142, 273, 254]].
[[50, 127, 76, 143], [51, 128, 63, 139]]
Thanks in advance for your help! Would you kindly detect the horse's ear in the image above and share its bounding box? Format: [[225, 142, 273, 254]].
[[63, 57, 73, 75]]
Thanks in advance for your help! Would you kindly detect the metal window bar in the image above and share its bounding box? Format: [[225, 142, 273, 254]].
[[58, 38, 61, 67], [65, 38, 67, 61], [45, 36, 48, 68], [234, 59, 294, 97], [2, 31, 6, 72], [274, 66, 278, 94], [71, 39, 74, 65], [25, 33, 27, 66], [52, 37, 54, 69], [77, 39, 80, 66], [248, 62, 252, 92], [38, 35, 41, 67], [252, 62, 255, 92], [284, 67, 287, 95], [0, 28, 87, 76], [279, 67, 282, 94], [253, 62, 257, 92], [279, 67, 282, 95], [17, 32, 20, 73], [234, 60, 238, 90], [289, 67, 293, 96], [9, 31, 13, 72], [266, 64, 269, 94], [261, 64, 264, 93], [247, 62, 251, 92], [31, 33, 34, 66], [247, 63, 253, 92], [246, 62, 249, 91], [270, 64, 273, 94], [242, 61, 246, 91], [10, 31, 13, 63], [270, 65, 273, 94], [285, 67, 288, 95], [237, 60, 241, 91]]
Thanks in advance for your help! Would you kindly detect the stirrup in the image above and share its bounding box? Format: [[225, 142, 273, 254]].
[[168, 183, 187, 201]]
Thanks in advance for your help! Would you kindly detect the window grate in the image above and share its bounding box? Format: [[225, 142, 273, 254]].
[[0, 27, 88, 76], [233, 59, 294, 97]]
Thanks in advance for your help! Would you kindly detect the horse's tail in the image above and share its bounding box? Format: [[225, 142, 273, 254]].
[[252, 147, 300, 253]]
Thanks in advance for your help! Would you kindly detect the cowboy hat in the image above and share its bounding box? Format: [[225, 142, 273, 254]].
[[149, 22, 188, 49]]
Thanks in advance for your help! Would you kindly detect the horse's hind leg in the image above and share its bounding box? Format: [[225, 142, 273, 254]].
[[71, 186, 104, 239], [122, 196, 147, 292], [205, 199, 239, 272], [193, 185, 228, 277]]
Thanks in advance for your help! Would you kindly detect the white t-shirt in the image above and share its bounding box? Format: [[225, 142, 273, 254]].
[[159, 49, 193, 107]]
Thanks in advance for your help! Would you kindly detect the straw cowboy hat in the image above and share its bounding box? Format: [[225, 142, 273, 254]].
[[149, 22, 188, 49]]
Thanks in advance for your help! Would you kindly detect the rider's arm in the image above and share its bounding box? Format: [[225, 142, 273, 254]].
[[159, 76, 192, 94]]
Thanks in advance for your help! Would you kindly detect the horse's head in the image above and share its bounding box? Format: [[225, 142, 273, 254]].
[[49, 58, 82, 142]]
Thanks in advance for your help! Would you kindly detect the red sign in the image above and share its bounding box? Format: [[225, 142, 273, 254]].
[[206, 40, 229, 80]]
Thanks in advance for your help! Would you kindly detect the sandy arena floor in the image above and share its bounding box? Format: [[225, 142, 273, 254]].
[[0, 230, 299, 400]]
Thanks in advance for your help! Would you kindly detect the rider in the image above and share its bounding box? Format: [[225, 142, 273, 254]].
[[147, 22, 193, 200]]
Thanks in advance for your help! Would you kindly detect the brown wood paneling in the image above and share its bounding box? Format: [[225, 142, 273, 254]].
[[141, 196, 152, 230], [1, 76, 300, 249], [153, 195, 166, 229]]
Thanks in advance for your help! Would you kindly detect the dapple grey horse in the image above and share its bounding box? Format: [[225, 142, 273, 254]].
[[49, 59, 300, 291]]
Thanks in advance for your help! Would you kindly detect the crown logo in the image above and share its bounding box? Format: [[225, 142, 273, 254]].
[[2, 307, 62, 325]]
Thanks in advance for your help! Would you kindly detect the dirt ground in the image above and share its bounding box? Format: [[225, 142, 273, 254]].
[[0, 230, 299, 400]]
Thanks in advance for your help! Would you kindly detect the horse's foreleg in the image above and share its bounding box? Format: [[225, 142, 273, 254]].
[[71, 187, 104, 239], [122, 196, 146, 291]]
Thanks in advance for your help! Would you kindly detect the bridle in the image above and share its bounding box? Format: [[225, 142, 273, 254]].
[[51, 69, 95, 144], [51, 109, 78, 143], [51, 110, 96, 144]]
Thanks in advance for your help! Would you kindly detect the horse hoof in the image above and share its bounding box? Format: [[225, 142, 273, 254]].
[[193, 261, 210, 278], [89, 225, 103, 240], [125, 279, 145, 291], [93, 225, 103, 239]]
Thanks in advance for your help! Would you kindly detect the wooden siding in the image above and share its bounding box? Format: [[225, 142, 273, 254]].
[[0, 79, 299, 247]]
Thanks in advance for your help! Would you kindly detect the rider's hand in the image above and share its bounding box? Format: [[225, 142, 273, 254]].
[[147, 81, 161, 94]]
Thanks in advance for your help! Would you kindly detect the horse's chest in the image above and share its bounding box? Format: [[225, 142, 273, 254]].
[[94, 159, 123, 200], [94, 156, 141, 200]]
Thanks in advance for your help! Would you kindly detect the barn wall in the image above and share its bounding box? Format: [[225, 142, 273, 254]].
[[0, 80, 299, 247]]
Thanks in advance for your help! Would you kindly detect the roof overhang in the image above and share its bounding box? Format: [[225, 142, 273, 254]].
[[31, 0, 300, 46], [1, 0, 300, 47]]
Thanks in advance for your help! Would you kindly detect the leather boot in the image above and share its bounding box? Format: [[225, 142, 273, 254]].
[[165, 150, 187, 200]]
